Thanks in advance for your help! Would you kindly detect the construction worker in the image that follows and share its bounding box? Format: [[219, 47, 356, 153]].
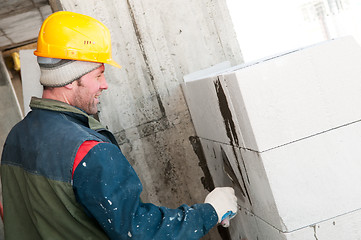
[[1, 11, 237, 239]]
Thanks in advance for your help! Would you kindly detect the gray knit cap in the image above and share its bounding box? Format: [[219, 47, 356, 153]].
[[37, 57, 102, 87]]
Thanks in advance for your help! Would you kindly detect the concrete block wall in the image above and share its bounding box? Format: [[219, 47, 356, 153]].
[[183, 37, 361, 239]]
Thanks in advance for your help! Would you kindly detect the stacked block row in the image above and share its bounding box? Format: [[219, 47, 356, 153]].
[[183, 36, 361, 239]]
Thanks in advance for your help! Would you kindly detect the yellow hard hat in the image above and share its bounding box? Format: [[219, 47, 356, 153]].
[[34, 11, 121, 68]]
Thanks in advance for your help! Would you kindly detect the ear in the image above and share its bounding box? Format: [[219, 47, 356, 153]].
[[64, 81, 76, 90]]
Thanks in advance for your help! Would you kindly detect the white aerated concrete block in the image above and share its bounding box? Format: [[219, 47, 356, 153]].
[[201, 120, 361, 233], [261, 120, 361, 231], [183, 37, 361, 151], [183, 75, 244, 147], [200, 122, 361, 239], [223, 36, 361, 151], [312, 209, 361, 240], [240, 207, 361, 240]]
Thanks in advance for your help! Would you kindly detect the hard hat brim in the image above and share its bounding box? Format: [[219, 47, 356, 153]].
[[106, 59, 122, 69]]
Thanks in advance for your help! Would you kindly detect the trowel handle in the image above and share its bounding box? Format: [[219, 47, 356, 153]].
[[220, 211, 236, 228]]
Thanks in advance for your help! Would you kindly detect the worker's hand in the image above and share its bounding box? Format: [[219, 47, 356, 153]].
[[204, 187, 238, 223]]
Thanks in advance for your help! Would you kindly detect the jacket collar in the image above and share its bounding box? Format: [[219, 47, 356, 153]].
[[29, 97, 106, 131]]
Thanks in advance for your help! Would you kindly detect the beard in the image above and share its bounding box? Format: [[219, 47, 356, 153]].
[[74, 95, 98, 115], [73, 80, 100, 115]]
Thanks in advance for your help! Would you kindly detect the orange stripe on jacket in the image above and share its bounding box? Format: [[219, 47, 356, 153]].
[[72, 140, 100, 178]]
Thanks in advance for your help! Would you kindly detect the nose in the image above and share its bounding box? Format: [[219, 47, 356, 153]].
[[100, 75, 108, 90]]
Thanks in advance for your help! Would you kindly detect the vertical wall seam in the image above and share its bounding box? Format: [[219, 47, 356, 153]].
[[0, 28, 13, 44], [126, 0, 166, 118], [48, 0, 64, 12]]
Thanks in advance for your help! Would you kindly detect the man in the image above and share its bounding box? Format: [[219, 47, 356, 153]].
[[1, 11, 237, 239]]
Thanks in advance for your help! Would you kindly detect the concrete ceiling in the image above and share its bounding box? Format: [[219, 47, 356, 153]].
[[0, 0, 52, 51]]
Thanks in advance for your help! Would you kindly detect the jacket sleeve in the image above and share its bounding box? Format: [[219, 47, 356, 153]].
[[72, 142, 218, 240]]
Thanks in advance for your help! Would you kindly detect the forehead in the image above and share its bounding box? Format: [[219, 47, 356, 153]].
[[93, 64, 105, 74], [80, 64, 105, 81], [84, 64, 105, 76]]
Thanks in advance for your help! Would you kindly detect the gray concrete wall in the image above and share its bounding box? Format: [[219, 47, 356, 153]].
[[20, 49, 42, 115], [0, 53, 23, 240], [52, 1, 243, 238], [0, 53, 22, 157]]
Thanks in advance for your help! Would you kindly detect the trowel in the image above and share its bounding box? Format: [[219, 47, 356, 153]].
[[220, 146, 245, 227]]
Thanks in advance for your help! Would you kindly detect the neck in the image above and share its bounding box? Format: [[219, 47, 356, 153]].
[[42, 88, 72, 105]]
